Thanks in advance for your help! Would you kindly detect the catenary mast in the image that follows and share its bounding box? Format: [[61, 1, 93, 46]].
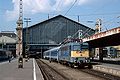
[[16, 0, 23, 56]]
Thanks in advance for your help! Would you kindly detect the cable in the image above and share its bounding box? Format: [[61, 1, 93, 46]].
[[55, 0, 63, 12], [64, 0, 77, 16], [50, 0, 63, 17], [66, 12, 120, 17], [102, 16, 119, 28]]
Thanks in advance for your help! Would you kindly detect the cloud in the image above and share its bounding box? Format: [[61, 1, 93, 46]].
[[78, 0, 90, 5], [23, 0, 52, 14], [6, 0, 52, 21], [53, 0, 76, 11], [5, 0, 19, 21], [5, 0, 93, 21]]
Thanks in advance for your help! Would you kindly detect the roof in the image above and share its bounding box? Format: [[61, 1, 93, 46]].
[[0, 31, 17, 39], [0, 36, 16, 44], [27, 15, 95, 31]]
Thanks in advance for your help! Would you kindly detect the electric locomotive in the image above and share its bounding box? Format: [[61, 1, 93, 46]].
[[59, 38, 92, 68]]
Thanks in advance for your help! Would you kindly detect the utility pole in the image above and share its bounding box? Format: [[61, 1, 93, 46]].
[[95, 19, 102, 33], [48, 14, 50, 19], [24, 18, 31, 57], [78, 15, 80, 23], [78, 30, 83, 39], [95, 19, 103, 61], [2, 36, 4, 50], [16, 0, 23, 56]]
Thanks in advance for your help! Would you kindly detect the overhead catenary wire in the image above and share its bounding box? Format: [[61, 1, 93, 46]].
[[55, 0, 63, 13], [64, 0, 77, 16], [67, 12, 120, 16], [101, 15, 120, 30], [51, 0, 63, 17]]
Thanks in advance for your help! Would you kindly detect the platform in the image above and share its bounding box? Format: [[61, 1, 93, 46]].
[[0, 58, 44, 80], [93, 63, 120, 77]]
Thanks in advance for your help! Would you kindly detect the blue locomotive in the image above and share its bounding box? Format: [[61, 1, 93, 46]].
[[43, 38, 92, 68]]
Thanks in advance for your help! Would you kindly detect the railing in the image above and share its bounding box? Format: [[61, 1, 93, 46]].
[[83, 27, 120, 42]]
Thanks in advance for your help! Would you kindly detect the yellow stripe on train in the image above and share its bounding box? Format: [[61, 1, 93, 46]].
[[71, 50, 89, 57]]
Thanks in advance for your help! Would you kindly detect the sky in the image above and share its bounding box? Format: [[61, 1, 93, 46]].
[[0, 0, 120, 33]]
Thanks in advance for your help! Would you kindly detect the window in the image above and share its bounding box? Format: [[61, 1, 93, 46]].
[[73, 45, 80, 50]]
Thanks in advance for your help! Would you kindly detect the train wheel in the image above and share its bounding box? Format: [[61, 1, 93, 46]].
[[68, 63, 71, 67], [71, 64, 74, 68], [79, 65, 84, 69], [88, 64, 93, 69]]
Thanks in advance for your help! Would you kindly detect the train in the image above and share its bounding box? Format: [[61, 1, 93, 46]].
[[43, 46, 61, 61], [0, 49, 11, 61], [43, 38, 93, 68]]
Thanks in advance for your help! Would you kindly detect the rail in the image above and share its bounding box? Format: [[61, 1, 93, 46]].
[[36, 59, 120, 80], [36, 59, 69, 80], [81, 69, 120, 80]]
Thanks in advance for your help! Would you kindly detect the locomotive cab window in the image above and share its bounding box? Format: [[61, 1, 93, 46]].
[[81, 43, 89, 50], [73, 45, 81, 51]]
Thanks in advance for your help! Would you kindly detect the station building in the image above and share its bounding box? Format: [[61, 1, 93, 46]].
[[0, 31, 17, 57], [23, 15, 95, 57]]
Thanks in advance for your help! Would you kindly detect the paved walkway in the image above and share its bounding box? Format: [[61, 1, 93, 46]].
[[0, 58, 44, 80], [93, 63, 120, 77]]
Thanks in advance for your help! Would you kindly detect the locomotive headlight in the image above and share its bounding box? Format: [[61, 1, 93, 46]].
[[85, 58, 90, 62], [74, 60, 77, 63], [85, 59, 88, 62]]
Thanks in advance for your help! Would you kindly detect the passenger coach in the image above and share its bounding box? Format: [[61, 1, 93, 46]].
[[43, 46, 61, 61]]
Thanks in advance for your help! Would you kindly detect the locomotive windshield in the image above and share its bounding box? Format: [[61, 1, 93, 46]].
[[81, 43, 89, 50], [73, 45, 81, 50], [70, 42, 89, 51]]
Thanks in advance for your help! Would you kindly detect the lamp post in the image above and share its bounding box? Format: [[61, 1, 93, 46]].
[[24, 18, 31, 59], [1, 35, 6, 50], [2, 36, 4, 50]]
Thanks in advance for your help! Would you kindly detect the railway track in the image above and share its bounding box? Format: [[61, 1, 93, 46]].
[[92, 59, 120, 65], [36, 59, 120, 80], [36, 59, 70, 80], [80, 69, 120, 80]]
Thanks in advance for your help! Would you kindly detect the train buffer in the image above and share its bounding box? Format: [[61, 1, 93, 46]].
[[0, 58, 44, 80]]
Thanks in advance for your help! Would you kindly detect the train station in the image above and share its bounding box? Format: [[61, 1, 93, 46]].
[[22, 14, 95, 58], [0, 0, 120, 80]]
